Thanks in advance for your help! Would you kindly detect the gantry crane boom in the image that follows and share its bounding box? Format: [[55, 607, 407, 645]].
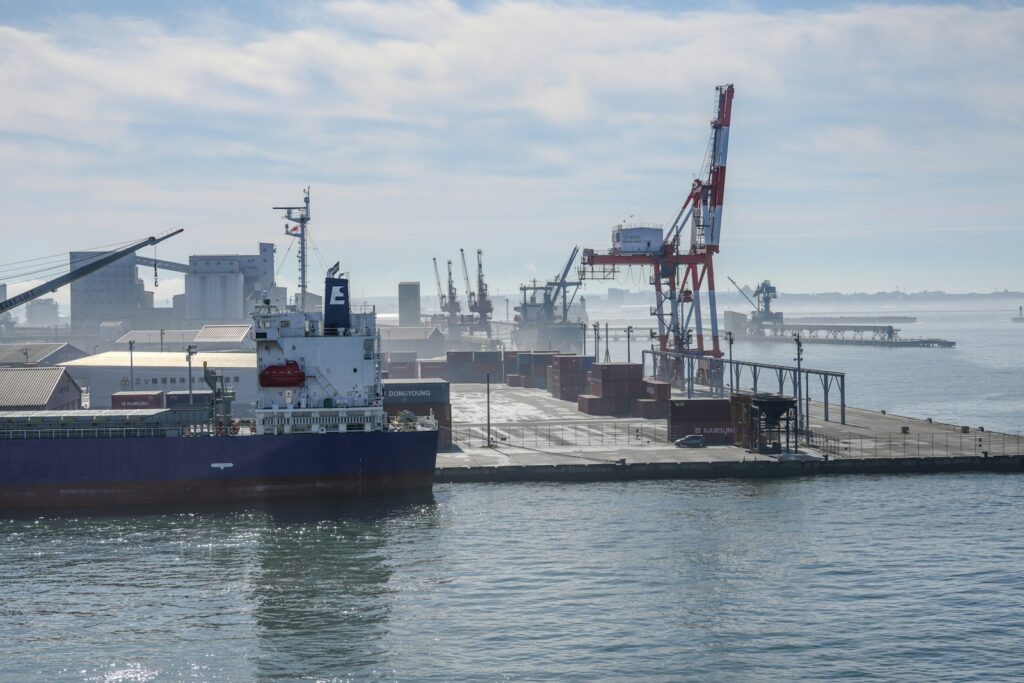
[[0, 229, 184, 315], [727, 276, 758, 310]]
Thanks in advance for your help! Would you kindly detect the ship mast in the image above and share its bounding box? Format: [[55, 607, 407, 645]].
[[274, 187, 311, 310]]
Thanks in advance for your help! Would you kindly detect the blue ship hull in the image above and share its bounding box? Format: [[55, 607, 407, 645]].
[[0, 430, 438, 510]]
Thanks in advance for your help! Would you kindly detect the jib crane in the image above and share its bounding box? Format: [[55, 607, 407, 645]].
[[579, 83, 734, 357], [475, 249, 493, 328], [432, 257, 450, 319], [0, 229, 184, 315], [460, 248, 477, 314]]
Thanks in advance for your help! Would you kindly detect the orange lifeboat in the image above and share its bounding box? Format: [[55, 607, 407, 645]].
[[259, 360, 306, 388]]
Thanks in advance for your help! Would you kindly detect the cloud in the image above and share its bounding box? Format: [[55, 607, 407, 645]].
[[0, 2, 1022, 294]]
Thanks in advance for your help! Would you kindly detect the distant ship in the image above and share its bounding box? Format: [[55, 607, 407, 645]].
[[0, 271, 438, 510], [512, 247, 588, 353]]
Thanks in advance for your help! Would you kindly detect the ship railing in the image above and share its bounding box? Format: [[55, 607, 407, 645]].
[[0, 427, 179, 440]]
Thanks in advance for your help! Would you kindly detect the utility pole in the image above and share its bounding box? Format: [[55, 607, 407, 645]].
[[186, 344, 198, 405], [625, 326, 634, 363], [725, 331, 734, 395], [128, 340, 135, 387], [684, 329, 693, 399], [793, 333, 804, 446]]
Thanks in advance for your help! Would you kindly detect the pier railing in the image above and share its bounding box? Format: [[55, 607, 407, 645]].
[[807, 430, 1024, 460], [448, 421, 669, 450]]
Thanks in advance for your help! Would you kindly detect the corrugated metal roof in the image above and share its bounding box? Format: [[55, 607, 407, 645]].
[[115, 329, 199, 345], [0, 367, 72, 408], [194, 324, 252, 343], [0, 343, 76, 365], [61, 351, 256, 368]]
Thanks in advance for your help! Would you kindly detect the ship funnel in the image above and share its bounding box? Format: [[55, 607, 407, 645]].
[[324, 276, 351, 335]]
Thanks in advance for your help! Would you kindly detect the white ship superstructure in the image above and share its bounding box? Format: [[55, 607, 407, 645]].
[[252, 273, 387, 435]]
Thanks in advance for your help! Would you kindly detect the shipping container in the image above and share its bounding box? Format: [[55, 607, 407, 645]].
[[165, 390, 213, 409], [111, 391, 164, 410], [382, 379, 450, 406]]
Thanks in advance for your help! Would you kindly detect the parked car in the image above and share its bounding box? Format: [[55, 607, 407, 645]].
[[674, 434, 706, 448]]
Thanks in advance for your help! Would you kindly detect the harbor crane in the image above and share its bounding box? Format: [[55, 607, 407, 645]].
[[0, 229, 184, 316], [579, 84, 734, 357], [475, 249, 494, 331], [432, 257, 449, 317], [460, 248, 477, 314]]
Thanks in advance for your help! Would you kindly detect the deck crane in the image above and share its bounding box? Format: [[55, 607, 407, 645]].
[[459, 248, 477, 313], [0, 229, 184, 316], [516, 246, 582, 327], [579, 83, 734, 357]]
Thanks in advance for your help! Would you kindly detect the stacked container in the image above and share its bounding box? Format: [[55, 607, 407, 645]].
[[445, 351, 475, 382], [577, 362, 643, 417], [548, 355, 589, 402], [668, 398, 733, 443]]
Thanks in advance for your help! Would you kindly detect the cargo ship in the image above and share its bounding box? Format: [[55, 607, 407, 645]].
[[0, 271, 439, 511], [512, 246, 588, 353]]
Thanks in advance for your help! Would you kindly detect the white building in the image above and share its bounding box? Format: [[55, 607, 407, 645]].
[[61, 351, 257, 415]]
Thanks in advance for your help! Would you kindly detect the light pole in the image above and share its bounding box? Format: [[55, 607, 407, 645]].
[[186, 344, 198, 405], [486, 372, 492, 448], [603, 322, 610, 362], [159, 329, 165, 353], [579, 322, 587, 357], [793, 333, 803, 446], [128, 340, 135, 388], [684, 329, 693, 398], [592, 322, 600, 363], [625, 326, 634, 363], [725, 331, 734, 395]]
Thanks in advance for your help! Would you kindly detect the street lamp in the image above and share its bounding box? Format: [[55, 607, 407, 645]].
[[579, 322, 587, 356], [793, 333, 804, 445], [625, 325, 634, 363], [592, 322, 600, 363], [128, 340, 135, 387], [186, 344, 198, 405], [725, 331, 734, 395], [604, 322, 610, 362]]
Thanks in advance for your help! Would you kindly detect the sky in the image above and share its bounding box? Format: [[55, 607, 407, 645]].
[[0, 0, 1022, 307]]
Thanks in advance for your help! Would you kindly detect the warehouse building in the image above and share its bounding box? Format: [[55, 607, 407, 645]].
[[61, 351, 257, 415], [0, 343, 87, 367], [0, 367, 82, 410]]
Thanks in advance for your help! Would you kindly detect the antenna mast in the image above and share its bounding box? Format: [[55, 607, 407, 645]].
[[274, 187, 311, 309]]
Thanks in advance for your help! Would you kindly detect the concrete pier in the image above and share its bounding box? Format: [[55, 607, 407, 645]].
[[435, 383, 1023, 483]]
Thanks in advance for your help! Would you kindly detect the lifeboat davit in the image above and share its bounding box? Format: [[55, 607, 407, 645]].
[[259, 360, 306, 388]]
